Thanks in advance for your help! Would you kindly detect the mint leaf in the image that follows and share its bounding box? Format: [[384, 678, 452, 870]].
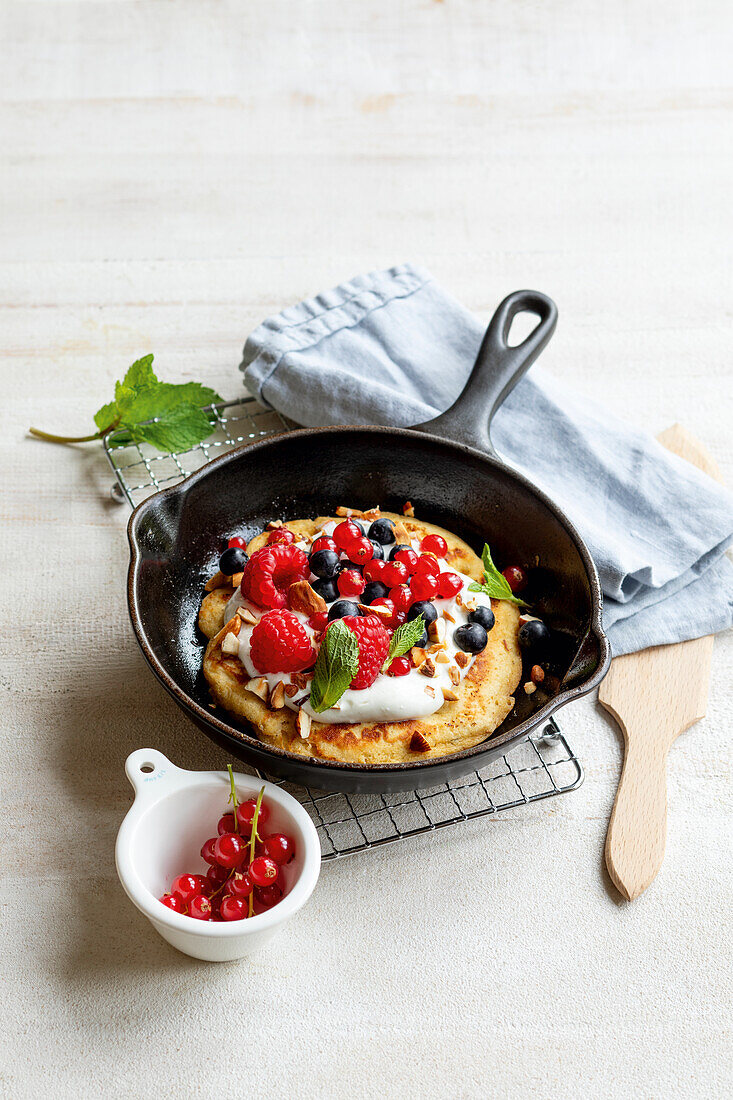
[[469, 543, 528, 607], [122, 354, 157, 392], [384, 615, 426, 669], [131, 403, 215, 452], [93, 400, 118, 433], [121, 381, 221, 425], [309, 620, 359, 713]]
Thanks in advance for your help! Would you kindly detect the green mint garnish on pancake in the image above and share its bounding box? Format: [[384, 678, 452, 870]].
[[469, 544, 529, 607], [309, 619, 360, 713]]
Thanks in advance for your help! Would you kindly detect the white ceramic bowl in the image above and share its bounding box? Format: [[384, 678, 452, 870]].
[[115, 748, 321, 961]]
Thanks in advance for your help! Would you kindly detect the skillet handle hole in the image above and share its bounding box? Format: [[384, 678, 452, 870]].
[[506, 309, 541, 347]]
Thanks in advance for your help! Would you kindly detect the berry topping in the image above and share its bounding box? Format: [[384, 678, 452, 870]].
[[362, 580, 390, 604], [410, 572, 439, 601], [468, 606, 496, 632], [227, 536, 248, 549], [407, 599, 438, 625], [518, 619, 551, 652], [389, 584, 412, 615], [367, 517, 396, 545], [212, 833, 245, 869], [413, 554, 441, 577], [311, 577, 339, 603], [217, 812, 236, 835], [309, 548, 341, 578], [392, 547, 419, 573], [337, 568, 365, 598], [333, 519, 363, 549], [502, 565, 528, 593], [382, 560, 409, 587], [268, 527, 295, 545], [369, 596, 397, 627], [220, 895, 248, 921], [327, 599, 363, 621], [341, 614, 391, 690], [345, 536, 374, 565], [437, 572, 463, 599], [159, 893, 185, 912], [311, 535, 338, 554], [388, 543, 412, 561], [421, 534, 448, 557], [248, 855, 280, 887], [250, 610, 316, 674], [188, 894, 212, 920], [364, 559, 387, 583], [241, 544, 309, 609], [264, 833, 296, 865], [386, 655, 411, 677], [219, 546, 248, 576], [369, 540, 385, 560], [308, 611, 329, 632], [454, 623, 488, 654]]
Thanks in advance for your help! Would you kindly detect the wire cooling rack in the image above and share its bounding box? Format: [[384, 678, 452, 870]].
[[105, 396, 584, 858]]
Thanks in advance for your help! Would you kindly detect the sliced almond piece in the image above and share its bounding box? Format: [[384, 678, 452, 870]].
[[296, 707, 312, 739], [442, 687, 459, 702], [223, 615, 241, 637], [463, 598, 477, 612], [393, 520, 410, 543], [424, 685, 436, 697], [266, 519, 284, 530], [291, 671, 312, 691], [449, 666, 461, 687], [288, 580, 327, 617], [246, 677, 269, 702], [410, 646, 428, 668], [367, 602, 392, 621], [270, 681, 286, 709], [335, 506, 352, 517], [442, 609, 456, 623], [455, 651, 469, 668], [236, 606, 258, 625], [455, 593, 464, 608], [419, 658, 436, 678], [402, 501, 415, 517], [221, 631, 240, 656], [435, 651, 451, 664], [230, 571, 244, 588], [204, 570, 229, 592], [284, 683, 299, 698], [428, 618, 446, 644], [410, 731, 431, 753], [523, 681, 537, 695]]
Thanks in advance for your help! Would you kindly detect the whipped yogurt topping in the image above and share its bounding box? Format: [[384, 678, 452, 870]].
[[223, 524, 494, 729]]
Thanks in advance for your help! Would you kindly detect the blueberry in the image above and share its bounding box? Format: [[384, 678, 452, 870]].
[[407, 600, 438, 626], [369, 539, 385, 561], [414, 628, 429, 648], [468, 606, 495, 632], [518, 620, 551, 652], [327, 599, 363, 622], [350, 520, 366, 535], [453, 623, 488, 654], [362, 581, 389, 604], [389, 543, 412, 561], [312, 577, 339, 603], [219, 547, 248, 576], [309, 548, 341, 579], [368, 518, 396, 545]]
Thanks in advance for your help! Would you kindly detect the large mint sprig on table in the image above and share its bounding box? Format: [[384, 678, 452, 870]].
[[29, 354, 223, 452], [309, 620, 360, 714], [469, 544, 529, 607]]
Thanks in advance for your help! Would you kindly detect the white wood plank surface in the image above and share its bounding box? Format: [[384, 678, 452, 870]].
[[1, 3, 731, 1098]]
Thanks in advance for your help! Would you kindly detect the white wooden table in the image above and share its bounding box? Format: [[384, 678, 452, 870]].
[[2, 3, 731, 1098]]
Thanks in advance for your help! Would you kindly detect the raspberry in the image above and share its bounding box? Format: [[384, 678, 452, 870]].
[[268, 528, 295, 545], [341, 614, 390, 690], [241, 544, 309, 609], [250, 610, 315, 673]]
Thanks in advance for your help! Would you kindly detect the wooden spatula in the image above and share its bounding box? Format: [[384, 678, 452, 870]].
[[599, 424, 722, 901]]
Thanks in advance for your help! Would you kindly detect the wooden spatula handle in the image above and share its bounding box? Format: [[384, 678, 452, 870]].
[[604, 718, 670, 900]]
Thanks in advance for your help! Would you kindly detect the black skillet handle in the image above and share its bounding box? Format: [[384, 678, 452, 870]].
[[413, 290, 558, 456]]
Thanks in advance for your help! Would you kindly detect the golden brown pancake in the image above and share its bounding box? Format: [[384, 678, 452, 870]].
[[199, 511, 522, 763]]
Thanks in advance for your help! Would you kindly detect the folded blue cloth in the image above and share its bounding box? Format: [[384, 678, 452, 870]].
[[241, 264, 733, 655]]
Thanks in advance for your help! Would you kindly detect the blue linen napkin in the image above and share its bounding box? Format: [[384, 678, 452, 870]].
[[241, 264, 733, 656]]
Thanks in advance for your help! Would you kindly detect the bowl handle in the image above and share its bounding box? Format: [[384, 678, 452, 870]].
[[413, 290, 557, 456], [124, 748, 183, 800]]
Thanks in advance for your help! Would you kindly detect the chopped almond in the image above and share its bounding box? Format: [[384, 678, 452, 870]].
[[368, 602, 393, 621], [455, 593, 464, 608], [266, 519, 284, 530], [410, 731, 430, 753], [245, 677, 269, 702], [291, 672, 311, 691], [463, 598, 477, 612], [270, 681, 286, 709], [419, 658, 436, 678], [428, 618, 446, 644], [442, 687, 459, 702], [236, 606, 258, 625], [204, 570, 229, 592], [393, 520, 411, 543], [230, 571, 244, 587], [402, 501, 415, 517], [221, 631, 240, 656], [335, 506, 352, 517], [424, 685, 436, 698], [296, 708, 312, 739], [410, 646, 428, 668], [222, 615, 241, 636], [435, 651, 451, 664], [449, 666, 461, 687], [523, 681, 537, 695], [284, 683, 299, 698], [455, 651, 469, 668], [288, 580, 327, 617], [442, 609, 456, 623]]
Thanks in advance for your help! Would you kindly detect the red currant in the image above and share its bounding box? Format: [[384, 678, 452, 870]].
[[308, 611, 329, 632], [170, 873, 204, 904], [389, 585, 412, 614], [236, 798, 271, 833], [410, 573, 439, 601], [333, 520, 362, 550], [220, 895, 248, 921], [255, 884, 283, 909], [421, 534, 448, 557], [364, 559, 387, 582], [213, 832, 245, 868], [228, 536, 248, 549], [386, 655, 411, 677], [217, 812, 236, 835], [188, 894, 212, 920], [206, 863, 230, 890], [370, 596, 397, 628], [382, 560, 408, 587], [393, 547, 419, 573], [249, 855, 280, 887], [413, 554, 441, 577], [268, 528, 295, 545], [264, 833, 296, 865], [337, 569, 365, 598], [502, 565, 527, 593], [437, 572, 463, 599], [227, 870, 254, 898], [159, 893, 185, 912], [312, 535, 337, 554], [201, 837, 219, 865], [345, 536, 374, 565]]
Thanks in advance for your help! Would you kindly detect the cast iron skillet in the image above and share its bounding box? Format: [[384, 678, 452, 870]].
[[128, 290, 610, 793]]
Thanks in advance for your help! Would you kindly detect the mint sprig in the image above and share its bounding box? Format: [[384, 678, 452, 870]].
[[29, 354, 223, 453], [468, 543, 529, 607], [382, 614, 426, 670], [309, 620, 360, 713]]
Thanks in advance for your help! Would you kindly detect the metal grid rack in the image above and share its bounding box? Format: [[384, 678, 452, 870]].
[[106, 397, 584, 858]]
